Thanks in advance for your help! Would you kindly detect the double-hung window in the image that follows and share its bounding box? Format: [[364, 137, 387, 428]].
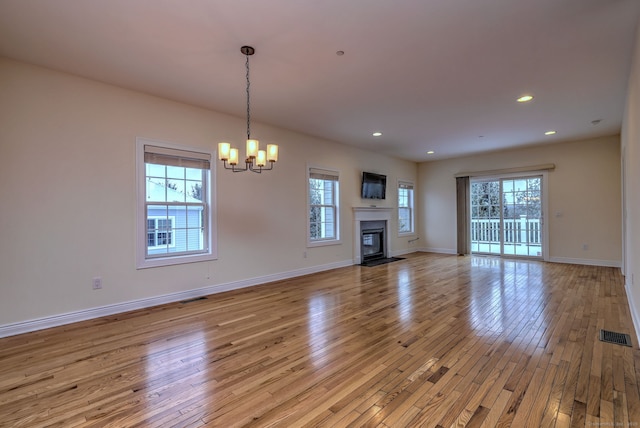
[[136, 138, 217, 268], [308, 167, 340, 245], [398, 181, 415, 235]]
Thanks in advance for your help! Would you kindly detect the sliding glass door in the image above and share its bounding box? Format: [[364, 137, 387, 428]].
[[471, 176, 543, 258]]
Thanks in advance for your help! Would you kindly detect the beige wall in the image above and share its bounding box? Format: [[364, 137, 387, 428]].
[[622, 21, 640, 335], [418, 136, 622, 265], [0, 58, 418, 328]]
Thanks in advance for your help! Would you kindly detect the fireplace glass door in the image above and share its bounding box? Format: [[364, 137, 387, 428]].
[[362, 228, 384, 261]]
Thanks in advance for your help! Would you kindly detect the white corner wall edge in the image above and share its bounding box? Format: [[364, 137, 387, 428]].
[[625, 281, 640, 346], [548, 257, 622, 268], [0, 259, 354, 339]]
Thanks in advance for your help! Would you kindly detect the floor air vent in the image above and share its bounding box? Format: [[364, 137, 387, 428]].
[[599, 329, 632, 347], [180, 296, 208, 304]]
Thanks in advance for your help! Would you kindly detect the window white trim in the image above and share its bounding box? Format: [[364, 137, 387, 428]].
[[307, 165, 341, 247], [398, 180, 415, 236], [136, 137, 217, 269]]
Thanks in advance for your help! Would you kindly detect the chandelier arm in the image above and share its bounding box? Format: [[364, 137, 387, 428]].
[[222, 160, 248, 172], [249, 161, 274, 173]]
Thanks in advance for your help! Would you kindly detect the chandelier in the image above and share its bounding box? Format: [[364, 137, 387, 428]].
[[218, 46, 278, 173]]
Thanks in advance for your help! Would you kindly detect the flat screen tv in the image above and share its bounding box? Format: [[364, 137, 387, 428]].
[[361, 171, 386, 199]]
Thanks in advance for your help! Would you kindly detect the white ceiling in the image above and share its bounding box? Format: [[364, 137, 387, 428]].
[[1, 0, 639, 162]]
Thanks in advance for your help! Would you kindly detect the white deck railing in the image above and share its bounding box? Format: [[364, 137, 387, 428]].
[[471, 216, 541, 244]]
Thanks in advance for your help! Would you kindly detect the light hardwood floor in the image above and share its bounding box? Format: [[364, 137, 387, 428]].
[[1, 252, 639, 427]]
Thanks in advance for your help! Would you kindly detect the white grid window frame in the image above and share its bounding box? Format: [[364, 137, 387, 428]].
[[398, 180, 415, 235], [136, 137, 217, 269], [307, 166, 341, 247]]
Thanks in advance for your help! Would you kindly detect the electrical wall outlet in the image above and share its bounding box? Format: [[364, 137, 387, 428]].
[[582, 244, 588, 251], [92, 277, 102, 290]]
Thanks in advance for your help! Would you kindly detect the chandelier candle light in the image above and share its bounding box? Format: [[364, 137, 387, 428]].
[[218, 46, 278, 173]]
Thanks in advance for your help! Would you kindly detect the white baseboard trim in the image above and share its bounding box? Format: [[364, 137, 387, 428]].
[[625, 281, 640, 346], [548, 257, 622, 268], [0, 259, 354, 338], [389, 248, 416, 258], [419, 247, 458, 255]]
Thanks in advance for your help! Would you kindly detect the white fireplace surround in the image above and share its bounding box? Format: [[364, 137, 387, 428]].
[[353, 207, 393, 264]]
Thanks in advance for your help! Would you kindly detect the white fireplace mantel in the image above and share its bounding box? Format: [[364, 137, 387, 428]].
[[353, 207, 393, 264], [352, 206, 394, 218]]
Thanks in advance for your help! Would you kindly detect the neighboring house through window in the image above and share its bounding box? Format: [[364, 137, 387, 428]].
[[136, 138, 217, 268], [308, 167, 340, 245], [147, 216, 175, 249], [398, 181, 414, 235]]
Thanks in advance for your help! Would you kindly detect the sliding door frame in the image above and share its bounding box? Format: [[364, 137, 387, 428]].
[[470, 170, 550, 262]]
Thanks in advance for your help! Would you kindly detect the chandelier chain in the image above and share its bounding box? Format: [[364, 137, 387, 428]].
[[246, 53, 251, 140]]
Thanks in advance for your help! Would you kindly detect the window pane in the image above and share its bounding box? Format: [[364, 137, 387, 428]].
[[146, 178, 167, 202], [514, 179, 527, 191], [186, 180, 204, 202], [503, 180, 513, 192], [399, 207, 410, 232], [169, 206, 187, 228], [321, 206, 335, 238], [309, 206, 321, 239], [503, 191, 515, 204], [309, 179, 321, 204], [186, 205, 199, 228], [170, 229, 187, 253], [146, 163, 165, 178], [166, 165, 184, 179], [398, 188, 408, 207], [309, 206, 336, 240], [186, 205, 205, 251], [147, 205, 168, 218], [166, 180, 185, 202], [185, 167, 202, 180], [187, 227, 204, 251]]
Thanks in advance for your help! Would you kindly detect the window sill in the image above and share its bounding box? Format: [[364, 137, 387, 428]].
[[307, 239, 342, 248], [398, 232, 416, 238], [136, 252, 217, 269]]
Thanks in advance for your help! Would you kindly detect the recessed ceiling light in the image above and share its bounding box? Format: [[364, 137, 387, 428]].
[[517, 95, 534, 103], [372, 132, 382, 137], [545, 130, 557, 135], [427, 150, 435, 154]]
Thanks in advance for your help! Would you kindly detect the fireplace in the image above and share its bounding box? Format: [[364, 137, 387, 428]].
[[361, 228, 385, 262], [353, 207, 393, 264]]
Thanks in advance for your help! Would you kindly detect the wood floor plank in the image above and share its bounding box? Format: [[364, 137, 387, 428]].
[[479, 389, 511, 428], [0, 253, 638, 427]]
